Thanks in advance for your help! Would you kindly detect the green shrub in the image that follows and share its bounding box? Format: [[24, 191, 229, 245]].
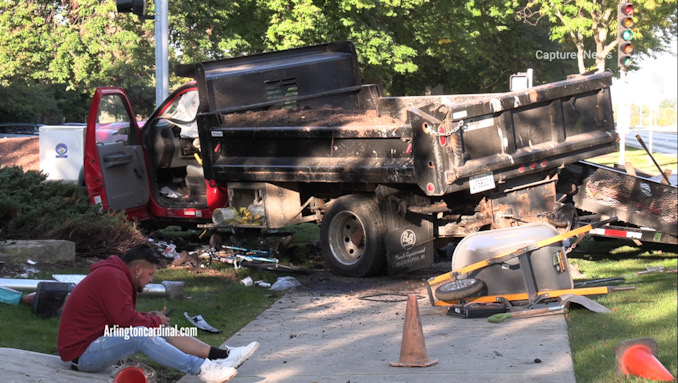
[[0, 166, 145, 258]]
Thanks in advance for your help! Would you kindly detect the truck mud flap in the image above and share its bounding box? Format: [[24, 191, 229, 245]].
[[380, 199, 435, 275]]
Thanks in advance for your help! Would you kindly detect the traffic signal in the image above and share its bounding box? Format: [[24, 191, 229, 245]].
[[116, 0, 147, 19], [617, 2, 635, 70]]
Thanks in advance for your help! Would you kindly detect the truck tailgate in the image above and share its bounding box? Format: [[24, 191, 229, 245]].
[[408, 71, 617, 196]]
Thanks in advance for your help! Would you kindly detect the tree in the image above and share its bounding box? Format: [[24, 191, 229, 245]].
[[386, 1, 579, 95], [514, 0, 678, 73], [167, 0, 423, 93], [0, 0, 156, 120], [3, 0, 674, 122]]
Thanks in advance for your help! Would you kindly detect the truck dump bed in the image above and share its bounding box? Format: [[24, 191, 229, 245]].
[[178, 41, 617, 197]]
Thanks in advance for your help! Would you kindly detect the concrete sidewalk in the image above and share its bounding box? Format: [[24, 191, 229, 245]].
[[180, 285, 576, 383], [0, 279, 576, 383]]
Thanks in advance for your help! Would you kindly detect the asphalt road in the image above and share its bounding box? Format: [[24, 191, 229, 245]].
[[624, 128, 677, 155]]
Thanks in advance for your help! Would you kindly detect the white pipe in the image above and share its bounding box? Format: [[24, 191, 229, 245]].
[[0, 278, 183, 298]]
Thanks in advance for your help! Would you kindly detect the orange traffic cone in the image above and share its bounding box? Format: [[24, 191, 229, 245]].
[[390, 294, 438, 368], [615, 338, 676, 381]]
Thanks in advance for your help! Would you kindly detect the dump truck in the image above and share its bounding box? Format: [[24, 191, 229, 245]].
[[85, 40, 647, 277]]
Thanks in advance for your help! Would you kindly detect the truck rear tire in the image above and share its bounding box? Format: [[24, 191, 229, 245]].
[[320, 195, 386, 277]]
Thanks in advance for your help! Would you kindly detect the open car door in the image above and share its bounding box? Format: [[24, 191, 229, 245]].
[[84, 87, 150, 219]]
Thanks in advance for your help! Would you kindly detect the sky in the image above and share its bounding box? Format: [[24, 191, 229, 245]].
[[610, 37, 678, 107]]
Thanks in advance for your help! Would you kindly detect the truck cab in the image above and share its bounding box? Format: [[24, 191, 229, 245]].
[[83, 83, 226, 222]]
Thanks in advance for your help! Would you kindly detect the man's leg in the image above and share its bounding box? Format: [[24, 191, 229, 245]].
[[166, 335, 210, 358], [166, 335, 260, 369], [77, 331, 204, 375]]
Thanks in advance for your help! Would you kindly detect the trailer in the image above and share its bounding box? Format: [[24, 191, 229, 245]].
[[560, 160, 677, 245]]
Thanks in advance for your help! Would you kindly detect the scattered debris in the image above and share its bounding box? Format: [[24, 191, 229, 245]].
[[487, 294, 612, 324], [448, 302, 508, 319], [269, 276, 302, 291], [0, 275, 184, 299], [171, 250, 200, 268], [184, 312, 221, 333], [154, 240, 180, 259], [160, 186, 182, 199]]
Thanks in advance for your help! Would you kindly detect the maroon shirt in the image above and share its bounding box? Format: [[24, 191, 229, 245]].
[[57, 255, 162, 361]]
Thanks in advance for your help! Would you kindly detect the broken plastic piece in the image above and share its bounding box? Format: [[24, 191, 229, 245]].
[[160, 186, 181, 199], [184, 312, 221, 333], [269, 276, 302, 291]]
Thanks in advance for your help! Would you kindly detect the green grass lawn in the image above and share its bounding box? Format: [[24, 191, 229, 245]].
[[0, 264, 282, 382], [4, 233, 675, 383], [569, 145, 677, 381], [567, 238, 677, 382], [0, 224, 326, 382], [588, 145, 677, 177]]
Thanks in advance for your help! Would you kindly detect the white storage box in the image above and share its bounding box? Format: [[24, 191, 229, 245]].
[[39, 125, 86, 183]]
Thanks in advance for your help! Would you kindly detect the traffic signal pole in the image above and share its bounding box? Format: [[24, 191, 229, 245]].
[[116, 0, 168, 109], [616, 2, 635, 165], [618, 70, 629, 165], [155, 0, 169, 108]]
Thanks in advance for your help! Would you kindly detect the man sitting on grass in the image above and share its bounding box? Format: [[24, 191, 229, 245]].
[[58, 244, 258, 383]]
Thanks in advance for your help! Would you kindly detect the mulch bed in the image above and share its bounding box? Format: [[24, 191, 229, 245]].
[[0, 136, 39, 171]]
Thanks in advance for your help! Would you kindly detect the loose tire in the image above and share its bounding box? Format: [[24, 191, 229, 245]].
[[320, 195, 386, 277], [434, 278, 485, 301]]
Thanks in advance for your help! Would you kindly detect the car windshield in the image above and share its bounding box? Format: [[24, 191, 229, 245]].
[[159, 89, 199, 138]]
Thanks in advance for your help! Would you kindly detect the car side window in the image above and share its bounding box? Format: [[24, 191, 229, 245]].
[[96, 94, 132, 144]]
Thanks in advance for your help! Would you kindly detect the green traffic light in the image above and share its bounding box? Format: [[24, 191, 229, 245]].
[[621, 30, 634, 41]]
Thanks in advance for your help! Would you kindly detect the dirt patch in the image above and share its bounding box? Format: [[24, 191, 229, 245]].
[[0, 136, 39, 171], [0, 257, 98, 278], [222, 107, 405, 127]]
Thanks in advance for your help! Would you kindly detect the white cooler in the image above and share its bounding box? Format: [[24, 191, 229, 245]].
[[39, 125, 86, 183]]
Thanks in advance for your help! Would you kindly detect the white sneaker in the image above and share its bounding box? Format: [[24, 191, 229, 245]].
[[217, 341, 260, 369], [197, 359, 237, 383]]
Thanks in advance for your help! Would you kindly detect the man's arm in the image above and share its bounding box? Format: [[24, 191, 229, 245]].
[[98, 273, 164, 328]]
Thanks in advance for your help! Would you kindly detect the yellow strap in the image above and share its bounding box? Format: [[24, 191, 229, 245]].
[[427, 223, 597, 286], [432, 286, 612, 306]]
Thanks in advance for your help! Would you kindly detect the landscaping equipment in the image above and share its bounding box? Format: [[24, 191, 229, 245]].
[[426, 217, 627, 308], [488, 305, 563, 323], [487, 293, 612, 323]]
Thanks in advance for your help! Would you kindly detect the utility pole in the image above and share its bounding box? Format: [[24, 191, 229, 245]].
[[618, 70, 629, 165], [155, 0, 169, 108], [116, 0, 169, 109]]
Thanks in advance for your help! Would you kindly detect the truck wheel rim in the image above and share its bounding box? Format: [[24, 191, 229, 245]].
[[328, 211, 365, 266]]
